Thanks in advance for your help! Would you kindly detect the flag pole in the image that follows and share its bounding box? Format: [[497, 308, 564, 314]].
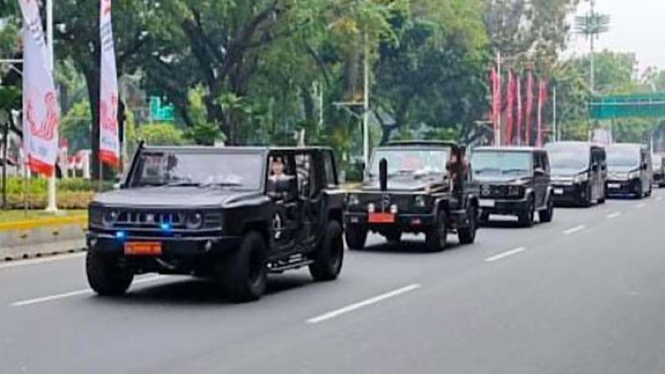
[[45, 0, 58, 213]]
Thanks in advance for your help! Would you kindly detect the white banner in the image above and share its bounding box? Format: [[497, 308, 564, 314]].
[[99, 0, 120, 167], [18, 0, 60, 176]]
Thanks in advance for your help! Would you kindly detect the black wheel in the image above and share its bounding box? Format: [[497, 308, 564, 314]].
[[645, 187, 652, 197], [425, 210, 448, 252], [539, 196, 554, 223], [86, 250, 134, 296], [310, 221, 344, 282], [222, 231, 267, 302], [345, 224, 368, 250], [518, 196, 535, 227], [634, 182, 644, 199], [479, 211, 490, 224], [458, 205, 478, 245], [582, 185, 593, 207], [384, 230, 402, 244]]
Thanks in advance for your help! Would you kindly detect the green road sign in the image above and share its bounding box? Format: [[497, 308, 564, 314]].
[[590, 93, 665, 120], [150, 96, 175, 122]]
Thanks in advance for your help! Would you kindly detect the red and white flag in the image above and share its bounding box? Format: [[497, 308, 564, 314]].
[[537, 79, 548, 147], [525, 71, 534, 146], [516, 76, 522, 146], [99, 0, 120, 167], [506, 70, 515, 146], [18, 0, 60, 176]]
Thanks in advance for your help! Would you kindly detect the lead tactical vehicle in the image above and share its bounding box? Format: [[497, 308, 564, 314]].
[[86, 145, 345, 302], [344, 141, 480, 251]]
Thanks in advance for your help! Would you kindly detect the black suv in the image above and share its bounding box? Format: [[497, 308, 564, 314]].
[[344, 141, 480, 251], [87, 145, 345, 301], [471, 147, 554, 227]]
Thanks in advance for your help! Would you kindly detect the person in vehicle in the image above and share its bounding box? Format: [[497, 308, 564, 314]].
[[447, 147, 467, 191], [269, 156, 288, 182]]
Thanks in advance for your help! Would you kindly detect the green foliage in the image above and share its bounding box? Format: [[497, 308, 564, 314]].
[[185, 86, 224, 145], [136, 123, 186, 146], [60, 101, 92, 153]]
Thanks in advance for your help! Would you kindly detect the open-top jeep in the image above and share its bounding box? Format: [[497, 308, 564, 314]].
[[344, 141, 480, 251], [86, 145, 345, 302]]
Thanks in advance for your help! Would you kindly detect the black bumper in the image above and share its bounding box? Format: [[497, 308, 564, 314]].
[[344, 209, 469, 231], [606, 179, 641, 197], [479, 198, 529, 216], [87, 232, 243, 257], [550, 183, 588, 205]]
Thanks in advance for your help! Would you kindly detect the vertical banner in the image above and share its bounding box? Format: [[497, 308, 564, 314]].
[[537, 80, 548, 147], [490, 67, 499, 145], [525, 71, 534, 146], [18, 0, 60, 176], [99, 0, 120, 167], [516, 76, 522, 146], [506, 70, 515, 146]]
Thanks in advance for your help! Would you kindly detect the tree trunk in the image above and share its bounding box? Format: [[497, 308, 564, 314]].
[[301, 86, 315, 123], [84, 68, 102, 180]]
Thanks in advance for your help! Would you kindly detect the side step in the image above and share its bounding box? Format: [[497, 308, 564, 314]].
[[268, 254, 314, 273]]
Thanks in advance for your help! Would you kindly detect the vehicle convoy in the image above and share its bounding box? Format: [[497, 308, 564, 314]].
[[86, 145, 345, 302], [344, 141, 480, 252], [605, 143, 652, 199], [545, 142, 607, 207], [471, 147, 554, 227], [652, 153, 665, 187]]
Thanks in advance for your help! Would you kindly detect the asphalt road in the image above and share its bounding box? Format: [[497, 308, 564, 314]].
[[2, 191, 665, 374]]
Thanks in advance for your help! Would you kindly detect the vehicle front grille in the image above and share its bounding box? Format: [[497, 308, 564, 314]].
[[480, 185, 524, 200], [114, 210, 187, 229]]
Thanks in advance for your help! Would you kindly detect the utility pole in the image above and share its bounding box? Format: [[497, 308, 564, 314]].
[[45, 0, 58, 213]]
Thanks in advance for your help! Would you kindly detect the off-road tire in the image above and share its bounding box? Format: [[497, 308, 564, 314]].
[[539, 196, 555, 223], [222, 231, 268, 302], [458, 205, 478, 245], [310, 221, 344, 282], [425, 210, 448, 252], [345, 224, 368, 250], [86, 251, 134, 296], [518, 196, 535, 228]]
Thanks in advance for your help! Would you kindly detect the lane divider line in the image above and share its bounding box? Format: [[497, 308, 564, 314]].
[[636, 203, 646, 209], [306, 284, 421, 324], [485, 247, 527, 263], [10, 276, 164, 307], [607, 212, 622, 219], [563, 225, 586, 235]]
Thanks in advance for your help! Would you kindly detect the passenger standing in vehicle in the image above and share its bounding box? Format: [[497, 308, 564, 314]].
[[447, 147, 467, 192]]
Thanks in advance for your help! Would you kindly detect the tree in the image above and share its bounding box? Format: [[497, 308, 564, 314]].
[[136, 123, 185, 146], [60, 100, 92, 153]]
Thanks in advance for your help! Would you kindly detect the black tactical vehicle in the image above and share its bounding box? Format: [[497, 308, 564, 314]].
[[344, 141, 480, 251], [86, 145, 345, 302], [471, 147, 554, 227]]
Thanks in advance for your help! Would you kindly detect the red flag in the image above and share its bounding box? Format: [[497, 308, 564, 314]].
[[537, 79, 548, 147], [490, 67, 500, 145], [516, 76, 522, 146], [525, 72, 534, 146], [506, 70, 515, 146]]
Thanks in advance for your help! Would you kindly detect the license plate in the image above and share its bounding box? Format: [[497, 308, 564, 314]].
[[553, 188, 564, 195], [124, 242, 162, 256], [608, 183, 621, 189], [479, 199, 495, 208], [368, 213, 395, 224]]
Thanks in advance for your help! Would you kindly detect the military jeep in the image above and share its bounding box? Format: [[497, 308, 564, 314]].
[[86, 145, 345, 302], [343, 141, 480, 251]]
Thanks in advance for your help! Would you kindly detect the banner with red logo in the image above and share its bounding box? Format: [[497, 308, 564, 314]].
[[525, 71, 534, 146], [18, 0, 60, 176], [506, 70, 515, 146], [516, 76, 522, 146], [537, 79, 548, 147], [99, 0, 120, 167]]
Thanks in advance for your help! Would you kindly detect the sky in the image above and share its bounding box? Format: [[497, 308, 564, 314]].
[[567, 0, 665, 71]]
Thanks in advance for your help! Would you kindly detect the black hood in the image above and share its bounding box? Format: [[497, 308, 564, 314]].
[[92, 186, 265, 208], [360, 174, 447, 192]]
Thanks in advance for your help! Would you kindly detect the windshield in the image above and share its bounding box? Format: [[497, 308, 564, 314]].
[[130, 151, 263, 190], [472, 151, 532, 177], [547, 149, 589, 171], [368, 148, 449, 177], [607, 149, 640, 169]]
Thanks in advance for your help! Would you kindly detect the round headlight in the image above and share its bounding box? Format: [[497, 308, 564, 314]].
[[348, 194, 360, 206], [390, 204, 399, 214], [414, 195, 427, 208], [186, 212, 204, 229], [508, 185, 522, 196], [103, 210, 118, 225], [367, 203, 376, 213]]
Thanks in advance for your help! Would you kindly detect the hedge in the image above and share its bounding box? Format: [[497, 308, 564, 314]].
[[2, 177, 111, 210]]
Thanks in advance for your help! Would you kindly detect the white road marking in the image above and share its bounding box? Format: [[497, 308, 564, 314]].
[[0, 252, 85, 270], [636, 203, 646, 209], [607, 212, 622, 219], [306, 284, 421, 324], [485, 247, 527, 263], [11, 276, 164, 307], [563, 225, 586, 235]]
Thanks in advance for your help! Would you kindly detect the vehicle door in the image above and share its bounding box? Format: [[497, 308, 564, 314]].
[[295, 151, 322, 249], [267, 152, 302, 254], [533, 152, 548, 208]]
